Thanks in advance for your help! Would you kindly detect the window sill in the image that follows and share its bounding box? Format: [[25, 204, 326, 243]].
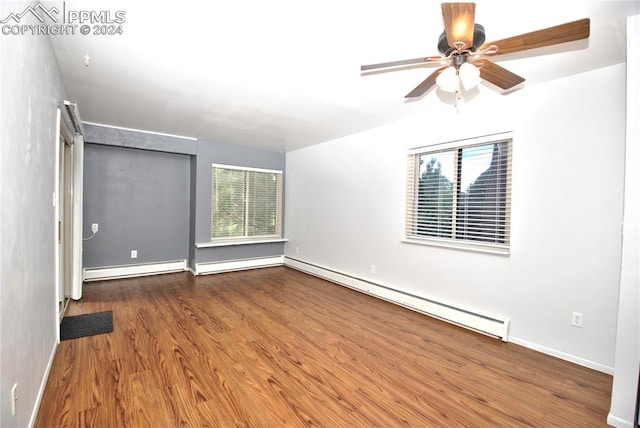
[[402, 237, 510, 255], [196, 238, 288, 248]]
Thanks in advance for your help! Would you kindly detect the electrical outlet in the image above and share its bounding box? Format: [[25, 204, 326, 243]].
[[11, 383, 17, 416], [571, 312, 583, 328], [131, 250, 138, 259], [295, 246, 299, 254], [91, 223, 99, 233], [370, 264, 376, 274]]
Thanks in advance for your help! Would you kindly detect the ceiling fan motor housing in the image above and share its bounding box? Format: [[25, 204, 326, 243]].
[[438, 23, 486, 54]]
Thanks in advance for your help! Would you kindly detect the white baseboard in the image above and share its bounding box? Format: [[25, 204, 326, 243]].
[[607, 413, 634, 428], [195, 255, 284, 275], [83, 260, 187, 282], [508, 336, 614, 375], [284, 257, 509, 341], [29, 339, 58, 428]]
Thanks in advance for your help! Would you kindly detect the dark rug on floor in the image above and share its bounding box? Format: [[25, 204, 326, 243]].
[[60, 311, 113, 341]]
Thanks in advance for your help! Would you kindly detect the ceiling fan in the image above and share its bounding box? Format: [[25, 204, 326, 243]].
[[361, 3, 590, 99]]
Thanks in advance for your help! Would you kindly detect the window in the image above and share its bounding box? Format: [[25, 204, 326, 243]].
[[405, 134, 512, 253], [211, 164, 283, 241]]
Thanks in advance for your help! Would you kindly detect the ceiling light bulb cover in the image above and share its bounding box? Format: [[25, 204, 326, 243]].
[[458, 62, 481, 89], [436, 66, 458, 92]]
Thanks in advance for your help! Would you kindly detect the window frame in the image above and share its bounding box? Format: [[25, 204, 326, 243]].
[[404, 132, 513, 255], [210, 163, 283, 243]]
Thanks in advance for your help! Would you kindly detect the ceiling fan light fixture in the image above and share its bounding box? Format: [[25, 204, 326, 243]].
[[459, 62, 481, 89], [437, 24, 486, 54], [436, 66, 458, 92]]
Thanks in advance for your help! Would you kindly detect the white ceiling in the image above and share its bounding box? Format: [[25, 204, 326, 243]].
[[50, 1, 639, 152]]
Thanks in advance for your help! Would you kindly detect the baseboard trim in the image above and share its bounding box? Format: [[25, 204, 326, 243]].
[[195, 255, 284, 275], [607, 413, 634, 428], [508, 336, 614, 375], [83, 260, 188, 282], [284, 257, 509, 341], [29, 339, 58, 428]]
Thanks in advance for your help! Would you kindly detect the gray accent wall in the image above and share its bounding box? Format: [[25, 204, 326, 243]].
[[82, 126, 286, 271], [83, 144, 191, 268], [189, 156, 198, 267]]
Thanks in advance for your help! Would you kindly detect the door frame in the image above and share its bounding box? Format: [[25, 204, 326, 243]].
[[54, 101, 85, 338]]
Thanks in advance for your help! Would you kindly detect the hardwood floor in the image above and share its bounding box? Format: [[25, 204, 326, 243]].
[[35, 267, 612, 427]]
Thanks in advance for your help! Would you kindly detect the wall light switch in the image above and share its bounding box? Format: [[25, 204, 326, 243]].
[[131, 250, 137, 259]]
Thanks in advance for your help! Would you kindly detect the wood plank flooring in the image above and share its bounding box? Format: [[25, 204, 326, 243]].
[[35, 267, 612, 427]]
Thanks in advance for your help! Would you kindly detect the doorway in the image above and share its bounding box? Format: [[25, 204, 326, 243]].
[[55, 101, 85, 336], [57, 129, 72, 322]]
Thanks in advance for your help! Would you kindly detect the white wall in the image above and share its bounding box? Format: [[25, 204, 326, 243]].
[[0, 16, 67, 428], [285, 63, 626, 372], [608, 14, 640, 428]]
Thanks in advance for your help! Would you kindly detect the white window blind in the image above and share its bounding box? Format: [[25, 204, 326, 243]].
[[211, 164, 283, 241], [405, 136, 512, 252]]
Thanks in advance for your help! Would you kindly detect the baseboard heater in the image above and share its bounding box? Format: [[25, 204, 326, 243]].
[[285, 257, 509, 341], [195, 255, 284, 275], [83, 260, 187, 282]]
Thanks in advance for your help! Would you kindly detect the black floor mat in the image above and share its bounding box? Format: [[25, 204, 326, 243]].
[[60, 311, 113, 341]]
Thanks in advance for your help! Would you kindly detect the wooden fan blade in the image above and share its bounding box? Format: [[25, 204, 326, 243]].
[[441, 3, 476, 49], [361, 56, 442, 71], [480, 18, 590, 56], [405, 66, 448, 98], [475, 59, 525, 90]]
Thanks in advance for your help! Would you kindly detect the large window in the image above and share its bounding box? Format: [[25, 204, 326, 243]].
[[211, 164, 283, 241], [405, 134, 512, 253]]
